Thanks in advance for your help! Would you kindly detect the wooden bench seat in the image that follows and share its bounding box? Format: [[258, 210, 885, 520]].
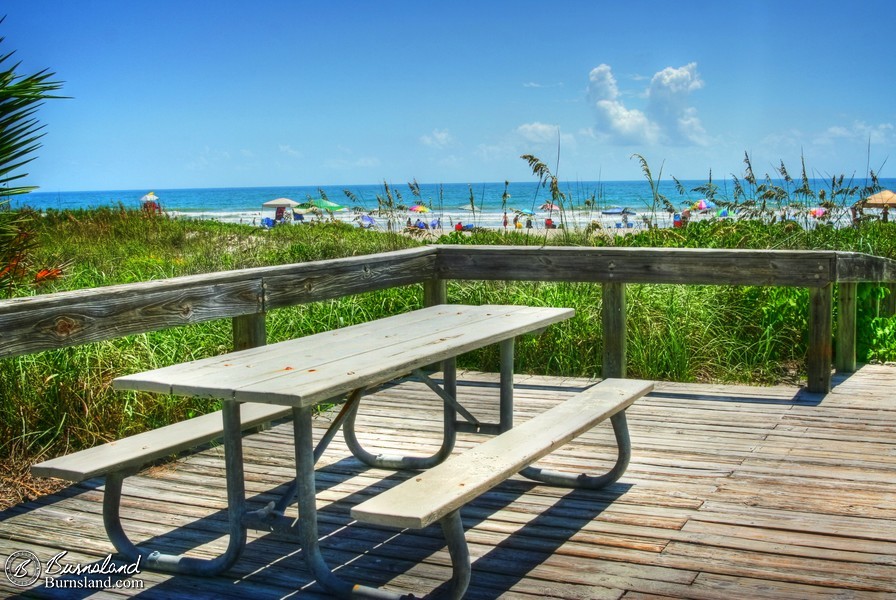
[[351, 378, 652, 598], [32, 403, 291, 482]]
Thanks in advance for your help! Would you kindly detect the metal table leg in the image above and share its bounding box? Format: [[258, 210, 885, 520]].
[[242, 405, 470, 598], [499, 337, 515, 432], [291, 405, 413, 599], [343, 358, 458, 470]]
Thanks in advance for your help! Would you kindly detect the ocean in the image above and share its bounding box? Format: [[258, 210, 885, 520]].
[[11, 178, 895, 231]]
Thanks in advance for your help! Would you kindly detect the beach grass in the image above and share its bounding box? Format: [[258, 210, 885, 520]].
[[3, 207, 896, 508]]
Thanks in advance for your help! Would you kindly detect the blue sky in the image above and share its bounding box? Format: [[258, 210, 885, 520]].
[[4, 1, 895, 191]]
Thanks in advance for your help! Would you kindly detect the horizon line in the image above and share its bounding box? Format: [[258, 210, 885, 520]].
[[22, 175, 896, 196]]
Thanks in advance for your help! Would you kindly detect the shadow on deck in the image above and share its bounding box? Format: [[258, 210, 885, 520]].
[[2, 365, 895, 599]]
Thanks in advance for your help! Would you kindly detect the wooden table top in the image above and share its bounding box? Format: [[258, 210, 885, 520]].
[[113, 304, 574, 408]]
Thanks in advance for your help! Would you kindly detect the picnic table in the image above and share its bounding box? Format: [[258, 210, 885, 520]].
[[36, 304, 653, 598]]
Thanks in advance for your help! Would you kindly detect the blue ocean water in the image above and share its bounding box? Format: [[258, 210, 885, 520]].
[[11, 178, 895, 230]]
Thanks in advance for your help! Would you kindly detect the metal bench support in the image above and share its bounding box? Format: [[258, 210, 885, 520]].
[[520, 411, 631, 488], [101, 402, 249, 575]]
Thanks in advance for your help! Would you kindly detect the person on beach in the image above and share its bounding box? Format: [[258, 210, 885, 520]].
[[455, 221, 463, 231], [503, 212, 508, 230], [525, 217, 532, 229]]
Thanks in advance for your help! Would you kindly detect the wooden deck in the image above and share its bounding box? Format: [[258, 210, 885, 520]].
[[2, 365, 895, 599]]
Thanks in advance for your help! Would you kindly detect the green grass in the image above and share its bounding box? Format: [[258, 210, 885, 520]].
[[2, 208, 896, 475]]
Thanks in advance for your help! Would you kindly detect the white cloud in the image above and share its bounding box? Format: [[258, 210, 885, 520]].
[[354, 156, 380, 168], [279, 144, 302, 158], [646, 63, 707, 145], [587, 62, 707, 146], [818, 120, 893, 145], [475, 142, 513, 162], [516, 122, 577, 151], [761, 120, 893, 153], [524, 81, 563, 88], [420, 128, 453, 148], [587, 64, 657, 145], [517, 122, 559, 144], [186, 146, 231, 171], [324, 156, 381, 169]]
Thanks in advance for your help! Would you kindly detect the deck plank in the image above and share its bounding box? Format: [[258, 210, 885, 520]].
[[2, 364, 895, 598]]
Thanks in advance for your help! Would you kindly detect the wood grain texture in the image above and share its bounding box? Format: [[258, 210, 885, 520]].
[[351, 378, 653, 529], [0, 247, 435, 359], [3, 246, 895, 362], [835, 282, 857, 373], [602, 282, 627, 378], [0, 278, 263, 358], [113, 305, 575, 407], [807, 284, 833, 393], [262, 247, 437, 310], [31, 402, 291, 481], [434, 246, 849, 286], [10, 366, 896, 598]]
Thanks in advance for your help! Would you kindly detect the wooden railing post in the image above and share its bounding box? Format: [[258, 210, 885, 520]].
[[602, 282, 626, 379], [887, 282, 896, 316], [233, 313, 266, 351], [423, 279, 448, 373], [836, 282, 857, 373], [424, 278, 447, 307], [233, 313, 268, 431], [807, 284, 833, 393]]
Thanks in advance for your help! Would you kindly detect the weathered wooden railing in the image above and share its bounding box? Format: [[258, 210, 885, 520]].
[[2, 246, 896, 393]]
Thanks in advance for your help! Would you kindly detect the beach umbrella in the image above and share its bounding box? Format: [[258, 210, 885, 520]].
[[601, 207, 636, 216], [262, 197, 299, 208], [409, 204, 430, 213], [692, 199, 715, 211], [540, 202, 560, 211], [301, 198, 346, 211], [716, 208, 729, 218], [354, 214, 376, 228], [863, 190, 896, 207], [140, 191, 162, 214], [809, 207, 827, 218], [513, 208, 535, 216]]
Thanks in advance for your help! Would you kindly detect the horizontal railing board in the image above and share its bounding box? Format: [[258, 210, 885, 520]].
[[0, 247, 437, 359], [0, 279, 263, 359], [2, 246, 896, 360], [263, 248, 437, 309], [833, 252, 896, 283], [434, 246, 849, 287]]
